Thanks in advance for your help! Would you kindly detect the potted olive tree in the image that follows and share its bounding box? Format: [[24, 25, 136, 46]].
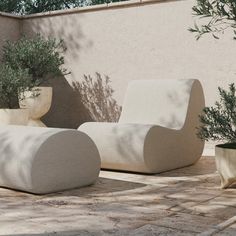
[[198, 84, 236, 188], [189, 0, 236, 188], [0, 64, 32, 125], [2, 34, 68, 126]]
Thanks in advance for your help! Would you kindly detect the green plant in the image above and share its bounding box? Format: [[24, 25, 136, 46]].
[[0, 65, 32, 109], [190, 0, 236, 40], [2, 34, 68, 86], [198, 83, 236, 143], [0, 0, 128, 15]]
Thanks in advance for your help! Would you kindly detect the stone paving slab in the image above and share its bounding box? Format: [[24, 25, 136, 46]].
[[215, 223, 236, 236], [0, 157, 235, 235]]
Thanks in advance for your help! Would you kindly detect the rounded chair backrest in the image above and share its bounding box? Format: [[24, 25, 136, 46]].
[[119, 79, 204, 130]]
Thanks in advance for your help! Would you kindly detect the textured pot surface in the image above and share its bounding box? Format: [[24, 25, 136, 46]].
[[215, 144, 236, 188], [0, 109, 29, 125], [19, 87, 52, 127]]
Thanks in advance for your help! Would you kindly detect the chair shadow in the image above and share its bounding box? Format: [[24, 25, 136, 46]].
[[0, 230, 103, 236], [100, 156, 216, 178], [157, 157, 217, 177], [41, 76, 93, 128], [48, 177, 146, 197], [41, 73, 121, 128]]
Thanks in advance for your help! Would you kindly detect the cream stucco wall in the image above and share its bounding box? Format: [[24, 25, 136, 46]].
[[21, 0, 236, 107], [0, 14, 21, 58]]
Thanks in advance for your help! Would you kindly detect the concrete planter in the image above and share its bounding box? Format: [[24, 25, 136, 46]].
[[215, 143, 236, 188], [19, 87, 52, 127], [0, 109, 29, 125]]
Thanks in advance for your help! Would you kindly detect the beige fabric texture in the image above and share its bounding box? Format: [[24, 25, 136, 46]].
[[0, 125, 100, 194], [79, 79, 205, 173]]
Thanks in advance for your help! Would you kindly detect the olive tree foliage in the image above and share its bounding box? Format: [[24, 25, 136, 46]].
[[190, 1, 236, 144], [197, 84, 236, 143], [190, 0, 236, 39], [2, 34, 68, 86], [0, 0, 22, 14], [0, 0, 127, 14], [0, 65, 32, 109], [0, 0, 82, 14]]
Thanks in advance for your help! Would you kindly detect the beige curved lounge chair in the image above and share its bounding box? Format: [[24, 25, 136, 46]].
[[0, 126, 100, 194], [79, 79, 205, 173]]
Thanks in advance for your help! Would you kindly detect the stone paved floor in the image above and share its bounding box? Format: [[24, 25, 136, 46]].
[[0, 157, 236, 236]]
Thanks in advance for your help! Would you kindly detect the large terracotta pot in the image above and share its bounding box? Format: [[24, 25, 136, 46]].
[[0, 109, 29, 125], [215, 143, 236, 188], [19, 87, 52, 127]]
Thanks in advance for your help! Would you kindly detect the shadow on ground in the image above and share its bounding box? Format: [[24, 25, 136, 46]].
[[48, 177, 146, 197], [158, 156, 217, 177], [1, 230, 105, 236], [1, 158, 236, 236]]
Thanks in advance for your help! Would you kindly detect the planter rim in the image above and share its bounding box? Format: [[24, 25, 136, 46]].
[[216, 143, 236, 150]]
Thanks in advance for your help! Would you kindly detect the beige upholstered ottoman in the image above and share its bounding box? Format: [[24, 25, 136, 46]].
[[0, 125, 100, 194]]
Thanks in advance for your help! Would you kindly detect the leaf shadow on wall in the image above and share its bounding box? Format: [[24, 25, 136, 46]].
[[73, 73, 122, 123], [42, 73, 122, 128], [22, 14, 93, 62], [41, 76, 93, 129]]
